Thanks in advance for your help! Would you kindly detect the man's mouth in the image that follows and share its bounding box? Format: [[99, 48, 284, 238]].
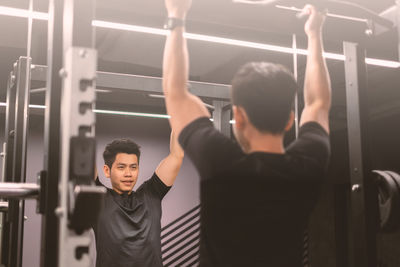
[[121, 181, 133, 186]]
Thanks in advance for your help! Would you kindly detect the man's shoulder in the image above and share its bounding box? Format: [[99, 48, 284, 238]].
[[285, 123, 331, 174], [136, 173, 171, 199], [179, 117, 215, 143], [298, 121, 329, 137]]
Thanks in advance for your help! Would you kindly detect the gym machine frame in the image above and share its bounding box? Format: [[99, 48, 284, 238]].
[[1, 56, 32, 267], [0, 1, 108, 266], [0, 2, 232, 267], [0, 67, 231, 267], [1, 1, 398, 267]]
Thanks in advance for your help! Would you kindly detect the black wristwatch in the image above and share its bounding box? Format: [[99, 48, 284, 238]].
[[163, 17, 185, 30]]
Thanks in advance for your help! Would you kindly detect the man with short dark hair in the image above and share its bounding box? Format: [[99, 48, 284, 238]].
[[92, 133, 184, 267], [162, 1, 331, 266]]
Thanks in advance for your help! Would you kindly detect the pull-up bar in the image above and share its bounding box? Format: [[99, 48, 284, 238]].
[[233, 0, 394, 30]]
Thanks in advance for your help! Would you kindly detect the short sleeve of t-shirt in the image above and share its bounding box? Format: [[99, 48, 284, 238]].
[[179, 117, 243, 179], [286, 122, 331, 173], [138, 172, 171, 200]]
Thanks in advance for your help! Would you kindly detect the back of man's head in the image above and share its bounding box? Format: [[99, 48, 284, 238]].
[[103, 138, 141, 169], [231, 62, 297, 134]]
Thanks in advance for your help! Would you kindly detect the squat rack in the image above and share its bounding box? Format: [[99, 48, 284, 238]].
[[0, 1, 398, 267]]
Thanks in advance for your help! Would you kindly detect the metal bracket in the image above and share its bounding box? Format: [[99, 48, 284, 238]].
[[58, 46, 103, 267], [212, 100, 231, 138]]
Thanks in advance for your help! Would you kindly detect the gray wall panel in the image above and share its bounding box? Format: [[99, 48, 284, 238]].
[[0, 113, 200, 267]]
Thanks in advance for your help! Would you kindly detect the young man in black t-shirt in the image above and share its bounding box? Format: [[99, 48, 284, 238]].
[[162, 1, 331, 266], [92, 133, 183, 267]]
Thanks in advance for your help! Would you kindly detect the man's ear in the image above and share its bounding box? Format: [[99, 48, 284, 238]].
[[103, 165, 111, 179], [284, 111, 295, 132], [233, 105, 247, 130]]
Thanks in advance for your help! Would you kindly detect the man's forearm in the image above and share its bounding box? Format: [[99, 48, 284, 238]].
[[162, 0, 211, 135], [304, 32, 331, 110], [162, 27, 189, 99]]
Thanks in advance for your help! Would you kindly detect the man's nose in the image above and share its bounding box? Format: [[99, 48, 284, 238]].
[[124, 168, 132, 176]]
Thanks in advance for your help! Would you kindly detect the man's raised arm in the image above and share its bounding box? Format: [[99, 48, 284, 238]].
[[155, 131, 184, 186], [300, 5, 332, 134], [163, 0, 210, 137]]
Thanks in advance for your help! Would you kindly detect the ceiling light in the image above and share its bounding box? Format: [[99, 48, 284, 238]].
[[29, 104, 45, 109], [0, 102, 235, 123], [92, 20, 168, 36], [0, 6, 398, 68], [365, 58, 400, 68], [0, 6, 48, 20], [92, 19, 399, 68], [0, 102, 169, 119], [93, 108, 170, 119]]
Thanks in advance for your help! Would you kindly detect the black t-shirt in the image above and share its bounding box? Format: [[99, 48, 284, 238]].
[[179, 117, 330, 267], [93, 173, 171, 267]]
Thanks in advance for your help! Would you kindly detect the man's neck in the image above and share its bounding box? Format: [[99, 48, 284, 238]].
[[246, 133, 285, 154], [112, 188, 133, 195]]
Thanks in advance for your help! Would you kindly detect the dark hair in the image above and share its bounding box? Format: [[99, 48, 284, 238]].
[[103, 139, 141, 169], [231, 62, 297, 134]]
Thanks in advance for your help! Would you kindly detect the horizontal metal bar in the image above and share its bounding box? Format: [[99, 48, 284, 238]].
[[0, 183, 39, 199], [0, 201, 8, 212], [30, 65, 231, 100], [31, 65, 47, 82]]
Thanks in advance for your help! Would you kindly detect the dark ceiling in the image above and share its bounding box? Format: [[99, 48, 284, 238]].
[[0, 0, 399, 132]]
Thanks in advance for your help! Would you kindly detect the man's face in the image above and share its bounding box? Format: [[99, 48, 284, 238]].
[[103, 153, 139, 194]]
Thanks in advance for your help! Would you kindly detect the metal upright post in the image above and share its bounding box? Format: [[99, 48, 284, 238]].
[[212, 101, 231, 138], [1, 65, 18, 267], [343, 42, 377, 267], [40, 0, 64, 266], [0, 57, 32, 267], [397, 0, 400, 61], [58, 1, 105, 267], [8, 56, 31, 267]]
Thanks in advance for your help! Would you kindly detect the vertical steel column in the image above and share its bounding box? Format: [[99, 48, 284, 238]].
[[1, 65, 18, 267], [343, 42, 377, 267], [40, 0, 64, 266], [292, 34, 299, 138], [334, 184, 350, 267], [8, 56, 31, 267], [0, 57, 31, 267], [397, 0, 400, 61], [58, 1, 97, 267], [212, 101, 231, 138]]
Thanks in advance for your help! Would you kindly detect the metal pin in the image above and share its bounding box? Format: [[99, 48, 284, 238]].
[[59, 68, 68, 78], [352, 184, 361, 192], [55, 207, 64, 217], [79, 49, 88, 58]]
